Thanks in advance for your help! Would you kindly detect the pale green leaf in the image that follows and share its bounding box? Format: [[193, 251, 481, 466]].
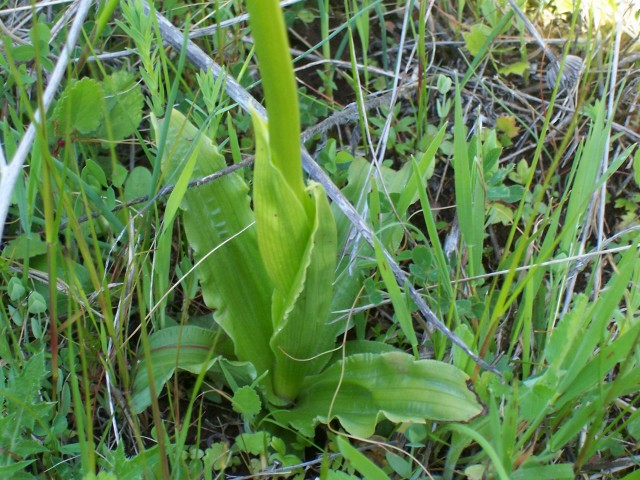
[[232, 386, 262, 419], [463, 24, 491, 56], [8, 277, 26, 302], [269, 182, 338, 401], [251, 108, 311, 295], [511, 463, 574, 480], [495, 115, 520, 139], [245, 0, 304, 195], [234, 432, 270, 456], [131, 326, 222, 413], [27, 292, 47, 314], [276, 352, 483, 438], [498, 61, 529, 76], [487, 203, 514, 226], [154, 110, 275, 394]]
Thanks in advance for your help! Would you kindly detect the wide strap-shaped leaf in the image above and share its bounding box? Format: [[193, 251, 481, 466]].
[[269, 183, 339, 401], [250, 108, 339, 402], [131, 326, 226, 413], [275, 352, 484, 438], [153, 110, 275, 388]]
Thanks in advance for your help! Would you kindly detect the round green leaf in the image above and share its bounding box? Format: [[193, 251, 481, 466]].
[[231, 385, 262, 419], [124, 166, 152, 202]]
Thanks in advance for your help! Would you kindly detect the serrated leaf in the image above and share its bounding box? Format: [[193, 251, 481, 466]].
[[487, 203, 514, 226], [231, 386, 262, 419], [463, 24, 491, 56], [275, 352, 483, 438], [203, 442, 231, 471], [495, 115, 520, 139], [498, 61, 529, 76], [53, 78, 105, 134], [234, 432, 270, 456]]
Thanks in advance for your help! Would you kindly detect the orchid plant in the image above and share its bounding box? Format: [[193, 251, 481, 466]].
[[132, 0, 482, 438]]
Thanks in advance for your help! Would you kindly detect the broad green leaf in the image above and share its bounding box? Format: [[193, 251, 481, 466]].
[[2, 232, 47, 259], [487, 203, 514, 226], [154, 110, 275, 394], [276, 352, 483, 438], [336, 436, 390, 480], [124, 166, 152, 202], [7, 278, 26, 301], [131, 326, 222, 413], [269, 182, 338, 401], [27, 292, 47, 314], [331, 340, 398, 360], [234, 432, 270, 456]]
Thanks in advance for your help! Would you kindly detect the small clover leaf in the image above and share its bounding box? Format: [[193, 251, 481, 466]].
[[8, 277, 26, 302], [28, 292, 47, 314]]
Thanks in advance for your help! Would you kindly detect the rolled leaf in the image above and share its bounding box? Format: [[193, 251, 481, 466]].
[[275, 352, 484, 438], [269, 182, 339, 401], [252, 108, 311, 295]]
